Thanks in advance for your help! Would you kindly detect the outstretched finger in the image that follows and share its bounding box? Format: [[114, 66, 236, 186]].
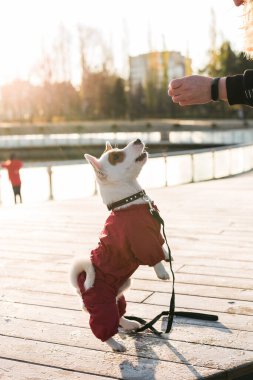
[[168, 88, 173, 96], [169, 79, 182, 90], [171, 94, 184, 104]]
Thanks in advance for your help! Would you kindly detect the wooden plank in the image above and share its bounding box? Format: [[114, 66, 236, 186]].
[[2, 279, 253, 317], [1, 300, 253, 333], [173, 249, 253, 262], [169, 234, 253, 247], [169, 272, 253, 290], [1, 253, 253, 271], [0, 259, 69, 271], [0, 358, 111, 380], [177, 265, 253, 279], [132, 279, 253, 302], [144, 292, 253, 316], [171, 231, 253, 245], [0, 266, 178, 282], [0, 287, 151, 306], [0, 335, 217, 380], [1, 263, 253, 292], [0, 264, 182, 282], [173, 257, 253, 270], [171, 243, 253, 258], [1, 313, 253, 352], [0, 318, 252, 370], [0, 251, 71, 261], [0, 238, 93, 252], [1, 276, 253, 310], [0, 248, 69, 259]]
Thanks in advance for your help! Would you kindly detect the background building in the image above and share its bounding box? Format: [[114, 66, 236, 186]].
[[129, 51, 192, 92]]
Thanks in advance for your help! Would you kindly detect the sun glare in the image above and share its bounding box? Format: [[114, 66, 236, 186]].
[[0, 0, 245, 86]]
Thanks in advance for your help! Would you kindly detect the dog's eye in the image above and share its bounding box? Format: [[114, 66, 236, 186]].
[[108, 151, 125, 165]]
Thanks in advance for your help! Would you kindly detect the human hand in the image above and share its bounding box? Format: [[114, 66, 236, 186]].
[[168, 75, 213, 106]]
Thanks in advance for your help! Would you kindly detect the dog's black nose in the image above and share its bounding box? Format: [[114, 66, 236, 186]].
[[134, 139, 142, 145]]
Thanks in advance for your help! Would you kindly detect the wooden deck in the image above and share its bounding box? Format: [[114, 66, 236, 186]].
[[0, 171, 253, 379]]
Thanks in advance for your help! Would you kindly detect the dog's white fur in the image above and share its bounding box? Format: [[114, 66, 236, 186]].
[[70, 139, 170, 352]]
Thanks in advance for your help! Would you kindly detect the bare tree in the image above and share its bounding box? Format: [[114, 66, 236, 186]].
[[35, 48, 54, 84], [121, 18, 130, 79], [53, 24, 72, 83], [209, 7, 217, 53], [77, 25, 101, 82]]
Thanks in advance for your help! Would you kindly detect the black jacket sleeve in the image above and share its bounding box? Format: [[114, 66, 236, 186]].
[[226, 69, 253, 106]]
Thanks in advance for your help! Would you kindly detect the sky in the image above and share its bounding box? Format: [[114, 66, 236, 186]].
[[0, 0, 246, 86]]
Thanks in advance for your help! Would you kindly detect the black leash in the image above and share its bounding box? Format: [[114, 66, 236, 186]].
[[124, 198, 218, 336]]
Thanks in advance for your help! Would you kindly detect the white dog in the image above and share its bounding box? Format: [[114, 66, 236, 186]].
[[70, 139, 170, 352]]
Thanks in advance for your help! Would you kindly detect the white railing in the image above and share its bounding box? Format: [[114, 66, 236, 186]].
[[1, 128, 253, 148], [0, 143, 252, 206], [169, 128, 253, 145], [0, 132, 161, 148]]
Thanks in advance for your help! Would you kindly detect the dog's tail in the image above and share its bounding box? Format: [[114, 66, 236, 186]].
[[70, 257, 95, 292]]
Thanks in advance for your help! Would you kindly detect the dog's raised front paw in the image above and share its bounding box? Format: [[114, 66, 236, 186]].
[[158, 271, 170, 280]]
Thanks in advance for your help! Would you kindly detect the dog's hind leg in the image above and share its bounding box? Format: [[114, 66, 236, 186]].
[[106, 337, 126, 352], [116, 279, 141, 332], [116, 278, 131, 300]]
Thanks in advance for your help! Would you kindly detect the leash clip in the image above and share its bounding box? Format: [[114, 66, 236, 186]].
[[142, 194, 155, 214]]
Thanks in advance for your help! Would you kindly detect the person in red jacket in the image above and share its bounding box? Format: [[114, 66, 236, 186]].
[[1, 153, 23, 204]]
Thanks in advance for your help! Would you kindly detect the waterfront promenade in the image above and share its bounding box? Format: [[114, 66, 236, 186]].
[[0, 171, 253, 379]]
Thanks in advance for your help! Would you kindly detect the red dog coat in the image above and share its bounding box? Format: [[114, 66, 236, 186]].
[[77, 203, 165, 341]]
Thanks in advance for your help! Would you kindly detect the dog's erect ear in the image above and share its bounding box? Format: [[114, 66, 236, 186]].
[[84, 154, 106, 180], [84, 154, 100, 169], [104, 141, 112, 153]]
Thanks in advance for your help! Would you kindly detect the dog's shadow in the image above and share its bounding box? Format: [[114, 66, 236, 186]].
[[119, 333, 202, 380], [119, 318, 231, 379], [119, 334, 161, 380]]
